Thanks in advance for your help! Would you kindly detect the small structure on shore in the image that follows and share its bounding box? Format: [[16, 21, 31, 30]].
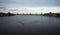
[[43, 12, 60, 17]]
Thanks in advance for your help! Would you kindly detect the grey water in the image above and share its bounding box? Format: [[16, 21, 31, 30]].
[[0, 15, 60, 35]]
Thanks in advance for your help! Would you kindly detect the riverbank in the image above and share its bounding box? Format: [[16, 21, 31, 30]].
[[0, 12, 60, 17], [0, 12, 15, 17], [43, 12, 60, 17]]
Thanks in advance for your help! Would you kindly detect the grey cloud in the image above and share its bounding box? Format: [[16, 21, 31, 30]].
[[0, 7, 7, 10], [0, 7, 8, 12], [0, 0, 60, 7]]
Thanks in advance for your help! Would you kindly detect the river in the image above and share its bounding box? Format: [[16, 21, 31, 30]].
[[0, 15, 60, 35]]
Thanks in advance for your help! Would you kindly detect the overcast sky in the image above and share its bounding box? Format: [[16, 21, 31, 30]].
[[0, 0, 60, 14]]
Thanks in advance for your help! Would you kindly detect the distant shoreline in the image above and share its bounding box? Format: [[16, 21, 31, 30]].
[[0, 12, 60, 17], [0, 12, 15, 17], [43, 12, 60, 17]]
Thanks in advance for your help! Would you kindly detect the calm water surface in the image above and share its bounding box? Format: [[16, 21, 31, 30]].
[[0, 15, 60, 35]]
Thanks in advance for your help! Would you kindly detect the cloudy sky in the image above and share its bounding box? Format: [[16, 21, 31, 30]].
[[0, 0, 60, 14]]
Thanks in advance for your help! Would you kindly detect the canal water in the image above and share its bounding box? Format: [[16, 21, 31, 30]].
[[0, 15, 60, 35]]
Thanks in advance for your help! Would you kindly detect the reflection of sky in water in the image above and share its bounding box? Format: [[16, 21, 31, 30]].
[[0, 15, 60, 35]]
